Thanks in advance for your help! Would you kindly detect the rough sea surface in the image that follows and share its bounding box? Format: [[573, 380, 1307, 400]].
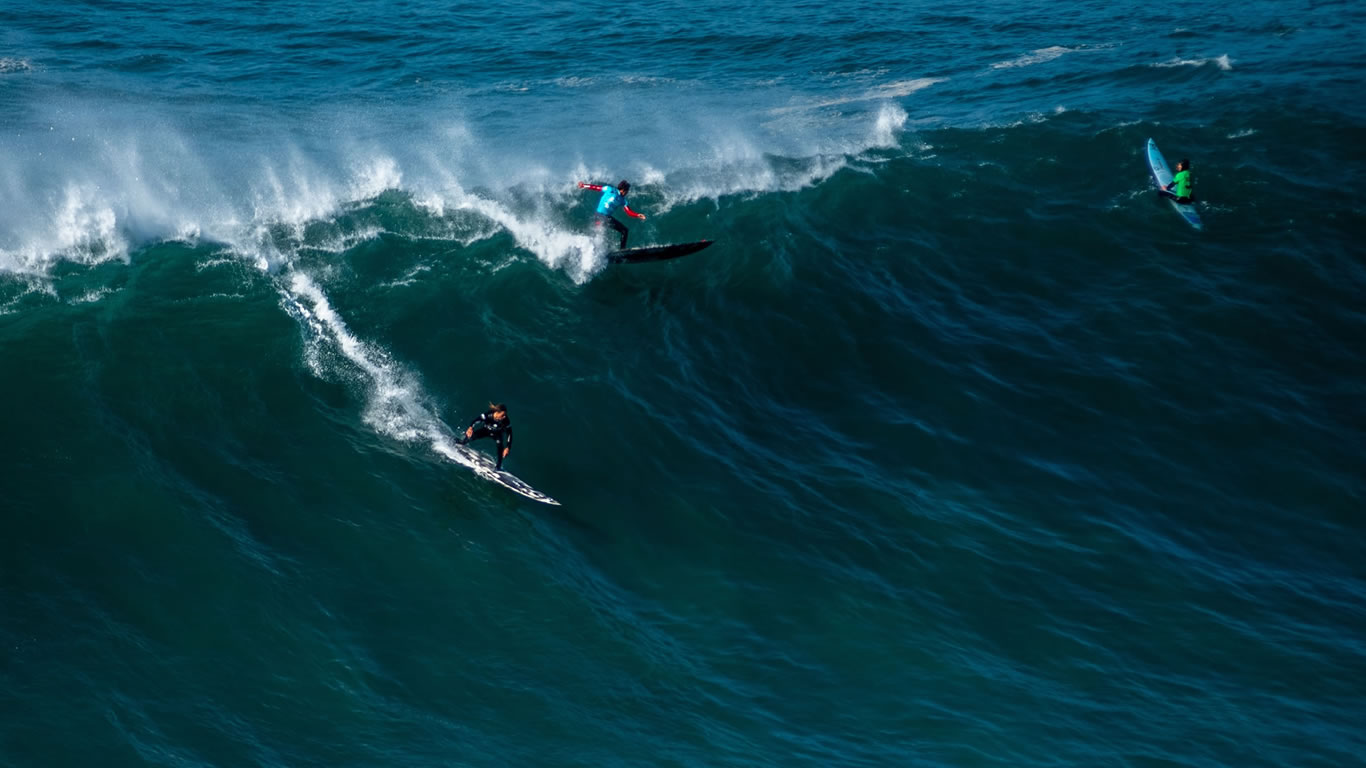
[[2, 1, 1364, 766]]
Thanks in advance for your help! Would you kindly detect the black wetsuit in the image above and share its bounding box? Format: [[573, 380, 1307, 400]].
[[459, 410, 513, 469], [595, 212, 629, 249]]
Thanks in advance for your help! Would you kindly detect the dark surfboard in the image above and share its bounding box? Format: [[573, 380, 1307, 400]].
[[607, 240, 713, 264]]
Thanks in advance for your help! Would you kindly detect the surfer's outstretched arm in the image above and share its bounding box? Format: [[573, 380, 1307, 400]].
[[622, 204, 646, 220], [578, 181, 604, 191]]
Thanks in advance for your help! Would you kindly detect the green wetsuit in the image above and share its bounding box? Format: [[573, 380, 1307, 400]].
[[1171, 169, 1192, 199]]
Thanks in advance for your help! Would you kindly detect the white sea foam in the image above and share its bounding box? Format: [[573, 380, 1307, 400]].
[[1154, 54, 1233, 70], [768, 77, 944, 115], [552, 76, 597, 89], [280, 271, 481, 472], [988, 43, 1118, 72], [871, 104, 909, 148], [379, 263, 434, 290], [623, 83, 930, 208], [991, 46, 1074, 70], [0, 182, 131, 272], [980, 109, 1057, 131], [872, 79, 943, 100], [818, 67, 891, 81], [351, 157, 402, 201], [194, 255, 239, 272], [285, 271, 432, 438], [1100, 119, 1144, 134], [0, 79, 933, 280], [643, 143, 852, 210], [413, 184, 600, 282], [69, 287, 116, 304]]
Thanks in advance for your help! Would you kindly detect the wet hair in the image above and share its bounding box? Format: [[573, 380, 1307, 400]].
[[618, 180, 631, 194], [489, 402, 508, 413], [1180, 159, 1191, 169]]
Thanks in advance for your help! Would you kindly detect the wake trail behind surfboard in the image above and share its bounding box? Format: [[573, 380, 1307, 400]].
[[281, 272, 559, 505]]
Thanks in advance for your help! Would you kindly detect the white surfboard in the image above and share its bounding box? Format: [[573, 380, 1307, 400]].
[[1147, 138, 1202, 230], [435, 438, 560, 506]]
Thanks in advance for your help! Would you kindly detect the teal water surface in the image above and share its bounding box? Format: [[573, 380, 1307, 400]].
[[2, 2, 1364, 766]]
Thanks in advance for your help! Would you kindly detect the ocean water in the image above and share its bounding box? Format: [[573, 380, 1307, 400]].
[[2, 1, 1365, 765]]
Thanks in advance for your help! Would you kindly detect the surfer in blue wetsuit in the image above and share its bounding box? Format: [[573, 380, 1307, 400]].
[[458, 403, 512, 470], [1159, 158, 1194, 204], [577, 179, 646, 249]]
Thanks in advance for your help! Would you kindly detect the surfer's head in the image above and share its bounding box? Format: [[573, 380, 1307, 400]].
[[1179, 159, 1191, 171], [490, 402, 508, 417], [617, 180, 631, 194]]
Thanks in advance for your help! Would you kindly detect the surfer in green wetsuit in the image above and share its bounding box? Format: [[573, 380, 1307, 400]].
[[577, 179, 646, 249], [458, 403, 512, 470], [1160, 158, 1194, 204]]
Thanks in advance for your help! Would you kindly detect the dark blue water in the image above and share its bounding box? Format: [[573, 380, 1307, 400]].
[[3, 2, 1365, 766]]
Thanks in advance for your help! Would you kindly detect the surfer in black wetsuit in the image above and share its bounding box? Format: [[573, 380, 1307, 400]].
[[458, 403, 512, 470]]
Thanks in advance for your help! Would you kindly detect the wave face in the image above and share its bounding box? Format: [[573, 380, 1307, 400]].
[[3, 2, 1365, 767]]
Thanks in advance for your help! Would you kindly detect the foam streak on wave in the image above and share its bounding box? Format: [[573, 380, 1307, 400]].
[[991, 46, 1076, 70], [280, 271, 472, 470], [767, 78, 943, 114], [1154, 54, 1233, 70]]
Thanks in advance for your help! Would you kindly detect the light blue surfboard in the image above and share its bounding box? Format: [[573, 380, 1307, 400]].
[[1147, 138, 1202, 231]]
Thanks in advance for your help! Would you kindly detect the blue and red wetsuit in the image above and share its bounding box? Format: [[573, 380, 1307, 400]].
[[579, 182, 644, 248]]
